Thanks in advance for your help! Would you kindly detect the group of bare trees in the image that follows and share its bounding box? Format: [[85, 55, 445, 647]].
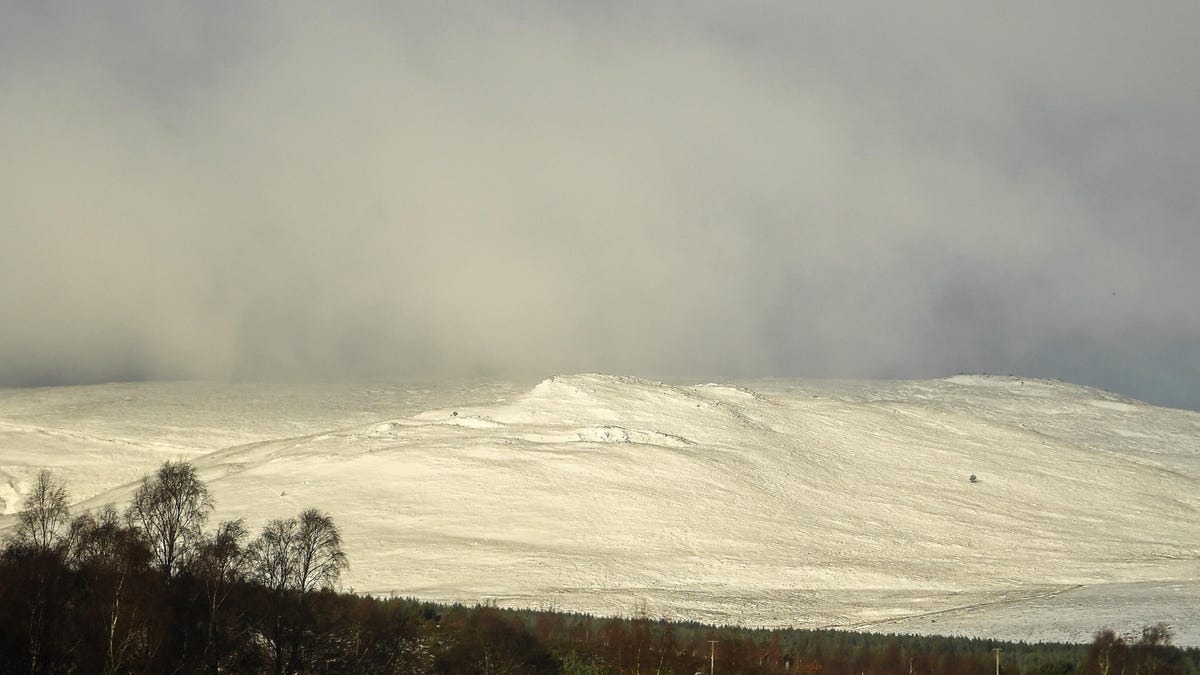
[[1, 462, 348, 673], [7, 466, 1196, 674], [1084, 624, 1182, 675], [9, 462, 347, 593]]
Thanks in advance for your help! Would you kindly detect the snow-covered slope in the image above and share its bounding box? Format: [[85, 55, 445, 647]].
[[1, 375, 1197, 645]]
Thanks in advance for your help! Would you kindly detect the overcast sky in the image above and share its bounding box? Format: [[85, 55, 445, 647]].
[[2, 1, 1198, 410]]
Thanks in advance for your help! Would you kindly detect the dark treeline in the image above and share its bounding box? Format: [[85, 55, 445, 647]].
[[2, 467, 1197, 674]]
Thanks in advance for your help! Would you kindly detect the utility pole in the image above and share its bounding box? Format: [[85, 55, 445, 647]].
[[708, 640, 718, 675], [993, 647, 1002, 675]]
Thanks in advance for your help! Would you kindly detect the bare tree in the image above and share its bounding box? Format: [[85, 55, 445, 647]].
[[125, 461, 213, 578], [294, 508, 348, 593], [191, 519, 251, 671], [1139, 622, 1173, 647], [247, 510, 348, 594], [247, 517, 298, 593], [12, 469, 72, 553], [67, 505, 137, 567], [6, 470, 71, 672], [246, 517, 302, 675], [65, 505, 154, 674], [192, 519, 250, 592], [1088, 629, 1126, 675]]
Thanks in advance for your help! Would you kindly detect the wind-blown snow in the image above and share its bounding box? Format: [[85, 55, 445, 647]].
[[1, 374, 1197, 645]]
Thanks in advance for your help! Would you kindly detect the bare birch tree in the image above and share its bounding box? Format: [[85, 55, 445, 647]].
[[247, 509, 347, 593], [13, 469, 71, 552], [247, 517, 298, 593], [246, 509, 348, 675], [191, 519, 251, 671], [125, 461, 213, 578], [294, 508, 348, 593]]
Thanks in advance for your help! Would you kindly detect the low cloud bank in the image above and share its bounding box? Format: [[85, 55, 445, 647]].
[[2, 2, 1197, 409]]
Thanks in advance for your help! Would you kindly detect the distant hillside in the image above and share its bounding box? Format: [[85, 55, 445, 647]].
[[2, 375, 1197, 644]]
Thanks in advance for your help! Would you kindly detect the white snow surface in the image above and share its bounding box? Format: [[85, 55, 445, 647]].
[[1, 374, 1197, 645]]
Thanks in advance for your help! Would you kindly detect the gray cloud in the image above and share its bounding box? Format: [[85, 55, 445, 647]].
[[2, 1, 1198, 409]]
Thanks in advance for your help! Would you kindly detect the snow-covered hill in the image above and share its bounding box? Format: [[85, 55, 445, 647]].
[[2, 374, 1197, 645]]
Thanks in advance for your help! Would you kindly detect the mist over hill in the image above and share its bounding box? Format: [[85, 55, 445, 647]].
[[2, 374, 1197, 645]]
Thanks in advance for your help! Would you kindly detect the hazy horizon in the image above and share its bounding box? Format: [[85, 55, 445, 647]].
[[3, 2, 1198, 411]]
